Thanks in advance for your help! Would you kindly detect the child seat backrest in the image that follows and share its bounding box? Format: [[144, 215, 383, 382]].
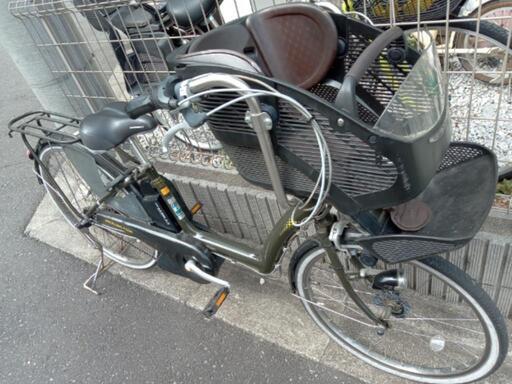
[[179, 4, 338, 89], [245, 4, 338, 89]]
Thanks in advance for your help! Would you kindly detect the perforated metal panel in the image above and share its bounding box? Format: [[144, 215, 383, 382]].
[[438, 143, 486, 171], [342, 32, 414, 118], [372, 239, 455, 263], [309, 83, 380, 124], [199, 91, 398, 198], [222, 143, 317, 194], [309, 83, 339, 103], [276, 101, 398, 197]]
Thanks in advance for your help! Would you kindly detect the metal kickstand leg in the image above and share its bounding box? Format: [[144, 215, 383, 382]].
[[83, 252, 114, 295]]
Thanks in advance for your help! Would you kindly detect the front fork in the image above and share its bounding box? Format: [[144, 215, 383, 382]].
[[316, 218, 390, 329], [323, 240, 389, 329]]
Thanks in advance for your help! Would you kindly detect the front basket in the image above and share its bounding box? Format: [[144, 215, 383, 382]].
[[351, 0, 464, 23], [358, 142, 497, 263]]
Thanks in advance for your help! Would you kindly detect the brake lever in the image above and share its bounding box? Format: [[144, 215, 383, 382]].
[[152, 74, 182, 109]]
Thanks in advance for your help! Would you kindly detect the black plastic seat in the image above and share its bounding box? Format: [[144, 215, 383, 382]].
[[110, 6, 154, 30], [80, 102, 157, 151], [166, 0, 218, 27]]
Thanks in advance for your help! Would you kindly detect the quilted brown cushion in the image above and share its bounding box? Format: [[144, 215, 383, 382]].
[[246, 4, 338, 89], [390, 199, 432, 232]]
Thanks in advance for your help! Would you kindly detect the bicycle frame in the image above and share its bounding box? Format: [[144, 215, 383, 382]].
[[70, 73, 313, 276], [95, 197, 307, 275], [78, 144, 307, 275]]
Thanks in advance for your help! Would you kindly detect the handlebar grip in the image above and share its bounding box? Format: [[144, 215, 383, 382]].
[[346, 26, 403, 83], [125, 94, 156, 119], [125, 75, 181, 118]]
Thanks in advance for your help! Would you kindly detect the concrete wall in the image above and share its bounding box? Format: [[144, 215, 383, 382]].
[[160, 162, 512, 318]]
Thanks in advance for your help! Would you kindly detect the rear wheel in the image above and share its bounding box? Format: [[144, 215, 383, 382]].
[[454, 17, 512, 84], [294, 245, 508, 383], [404, 19, 512, 84], [38, 144, 158, 269]]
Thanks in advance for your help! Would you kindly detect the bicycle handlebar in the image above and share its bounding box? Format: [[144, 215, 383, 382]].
[[346, 26, 403, 84], [125, 75, 182, 119], [125, 94, 156, 119]]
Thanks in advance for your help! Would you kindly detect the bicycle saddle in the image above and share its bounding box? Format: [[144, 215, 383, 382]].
[[170, 3, 338, 89], [110, 5, 154, 30], [166, 0, 219, 27], [80, 102, 157, 151]]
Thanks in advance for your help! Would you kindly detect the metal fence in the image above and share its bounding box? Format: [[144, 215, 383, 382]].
[[7, 0, 512, 179]]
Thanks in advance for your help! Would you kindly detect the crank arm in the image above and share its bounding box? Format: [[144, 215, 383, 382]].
[[323, 242, 389, 329], [185, 260, 231, 319]]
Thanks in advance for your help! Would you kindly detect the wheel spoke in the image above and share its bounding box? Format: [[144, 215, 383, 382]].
[[295, 248, 498, 380]]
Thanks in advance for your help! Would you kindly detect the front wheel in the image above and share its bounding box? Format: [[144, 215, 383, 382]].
[[454, 18, 512, 85], [294, 245, 508, 383]]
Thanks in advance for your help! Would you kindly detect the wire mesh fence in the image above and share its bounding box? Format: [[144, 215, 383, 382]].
[[7, 0, 512, 183]]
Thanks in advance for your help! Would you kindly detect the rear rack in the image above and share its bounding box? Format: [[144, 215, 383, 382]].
[[8, 111, 81, 145]]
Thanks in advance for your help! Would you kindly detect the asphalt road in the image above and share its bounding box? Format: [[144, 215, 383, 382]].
[[0, 45, 362, 383]]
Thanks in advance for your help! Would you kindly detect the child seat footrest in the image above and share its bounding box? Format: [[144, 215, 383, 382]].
[[358, 142, 497, 264]]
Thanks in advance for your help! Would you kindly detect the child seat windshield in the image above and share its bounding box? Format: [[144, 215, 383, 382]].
[[373, 32, 448, 139]]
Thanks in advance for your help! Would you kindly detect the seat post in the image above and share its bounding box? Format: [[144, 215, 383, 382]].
[[129, 137, 151, 166]]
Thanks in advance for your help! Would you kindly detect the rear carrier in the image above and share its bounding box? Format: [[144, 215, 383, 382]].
[[8, 111, 81, 145]]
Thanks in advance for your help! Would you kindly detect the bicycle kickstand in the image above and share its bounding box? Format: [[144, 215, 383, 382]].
[[83, 253, 114, 295]]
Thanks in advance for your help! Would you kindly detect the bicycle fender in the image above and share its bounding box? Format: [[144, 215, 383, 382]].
[[62, 145, 150, 221], [288, 239, 321, 293]]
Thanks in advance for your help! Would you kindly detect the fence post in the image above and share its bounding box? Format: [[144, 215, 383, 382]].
[[2, 3, 116, 117], [0, 9, 76, 115]]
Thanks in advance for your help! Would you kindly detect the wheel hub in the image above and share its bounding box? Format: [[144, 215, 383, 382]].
[[372, 291, 411, 318]]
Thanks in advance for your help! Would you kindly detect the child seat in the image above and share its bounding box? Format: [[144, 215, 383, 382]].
[[169, 4, 439, 214], [170, 3, 497, 263], [173, 4, 338, 89]]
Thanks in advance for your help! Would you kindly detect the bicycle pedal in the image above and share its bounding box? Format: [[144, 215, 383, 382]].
[[202, 286, 230, 319]]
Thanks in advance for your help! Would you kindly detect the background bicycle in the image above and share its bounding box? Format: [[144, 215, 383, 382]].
[[6, 1, 512, 176]]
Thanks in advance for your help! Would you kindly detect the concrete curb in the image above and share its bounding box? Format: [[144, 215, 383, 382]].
[[26, 193, 512, 384]]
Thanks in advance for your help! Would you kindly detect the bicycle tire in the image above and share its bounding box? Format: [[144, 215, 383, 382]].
[[454, 15, 512, 84], [401, 18, 511, 84], [294, 244, 509, 383], [468, 0, 512, 28]]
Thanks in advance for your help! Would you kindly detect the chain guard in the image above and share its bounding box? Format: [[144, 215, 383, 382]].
[[157, 233, 223, 284]]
